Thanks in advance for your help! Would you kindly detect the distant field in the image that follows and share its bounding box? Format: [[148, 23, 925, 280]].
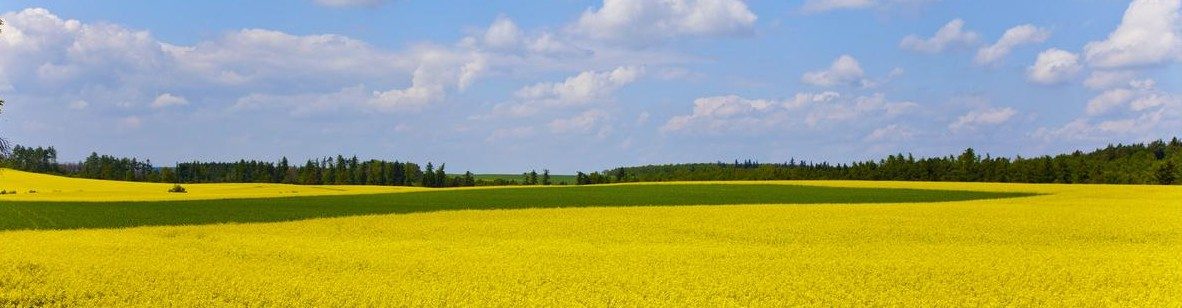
[[0, 181, 1029, 230], [0, 171, 1178, 306], [0, 169, 419, 201], [469, 173, 578, 184]]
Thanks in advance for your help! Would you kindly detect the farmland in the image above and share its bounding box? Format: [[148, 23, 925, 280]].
[[0, 170, 1178, 305], [468, 173, 579, 184]]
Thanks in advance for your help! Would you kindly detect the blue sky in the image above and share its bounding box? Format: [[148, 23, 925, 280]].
[[0, 0, 1179, 173]]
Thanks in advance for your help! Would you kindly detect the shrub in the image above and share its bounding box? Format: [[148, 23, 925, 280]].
[[168, 184, 187, 193]]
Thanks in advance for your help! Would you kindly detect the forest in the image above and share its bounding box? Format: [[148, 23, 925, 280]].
[[2, 138, 1179, 186], [0, 148, 493, 187], [576, 138, 1180, 185]]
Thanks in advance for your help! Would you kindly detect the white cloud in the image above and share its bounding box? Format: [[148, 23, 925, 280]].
[[1086, 89, 1134, 115], [1083, 70, 1136, 89], [1027, 48, 1081, 85], [164, 28, 402, 87], [1034, 78, 1180, 141], [864, 124, 916, 142], [974, 24, 1050, 65], [1083, 0, 1182, 68], [548, 109, 610, 135], [364, 45, 486, 112], [150, 93, 188, 108], [801, 0, 938, 13], [662, 95, 778, 132], [0, 8, 167, 91], [233, 85, 370, 117], [480, 16, 523, 51], [572, 0, 757, 45], [662, 92, 918, 133], [805, 93, 917, 126], [312, 0, 389, 8], [900, 19, 979, 53], [801, 55, 867, 87], [367, 85, 441, 112], [949, 107, 1016, 131], [514, 66, 643, 109]]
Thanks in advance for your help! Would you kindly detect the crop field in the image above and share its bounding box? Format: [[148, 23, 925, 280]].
[[469, 173, 579, 184], [0, 169, 419, 201], [0, 169, 1180, 305]]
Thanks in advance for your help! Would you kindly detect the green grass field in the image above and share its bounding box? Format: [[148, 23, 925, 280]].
[[0, 184, 1032, 231], [469, 173, 578, 184]]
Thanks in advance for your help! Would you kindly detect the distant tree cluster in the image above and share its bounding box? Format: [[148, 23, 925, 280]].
[[577, 138, 1182, 186], [1, 150, 498, 188], [4, 138, 1180, 187], [4, 145, 59, 173]]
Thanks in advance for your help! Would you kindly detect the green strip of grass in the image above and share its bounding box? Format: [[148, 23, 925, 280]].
[[469, 173, 578, 184], [0, 184, 1035, 231]]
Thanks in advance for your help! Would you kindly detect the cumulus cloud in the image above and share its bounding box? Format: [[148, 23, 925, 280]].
[[1035, 78, 1180, 141], [1027, 48, 1081, 85], [1086, 89, 1134, 115], [480, 16, 523, 50], [661, 95, 779, 132], [150, 93, 188, 108], [948, 107, 1016, 132], [514, 66, 643, 108], [163, 28, 402, 87], [900, 19, 979, 53], [0, 7, 492, 115], [1083, 0, 1182, 68], [801, 55, 867, 87], [572, 0, 757, 45], [0, 8, 167, 92], [974, 24, 1050, 65]]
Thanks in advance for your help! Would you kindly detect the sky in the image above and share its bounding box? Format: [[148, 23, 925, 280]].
[[0, 0, 1179, 173]]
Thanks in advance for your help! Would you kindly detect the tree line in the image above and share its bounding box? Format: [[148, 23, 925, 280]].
[[3, 138, 1180, 187], [0, 148, 505, 187], [576, 138, 1181, 185]]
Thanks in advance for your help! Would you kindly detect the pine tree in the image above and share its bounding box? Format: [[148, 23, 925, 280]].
[[463, 171, 476, 186], [435, 163, 447, 187], [542, 169, 551, 185], [423, 163, 435, 187]]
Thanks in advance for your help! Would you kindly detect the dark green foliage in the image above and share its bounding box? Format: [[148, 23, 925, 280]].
[[1, 146, 491, 187], [3, 146, 58, 173], [577, 139, 1182, 185], [0, 184, 1033, 231], [167, 184, 187, 193], [1157, 161, 1176, 185]]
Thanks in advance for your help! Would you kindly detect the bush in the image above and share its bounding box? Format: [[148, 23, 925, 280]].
[[168, 184, 187, 193]]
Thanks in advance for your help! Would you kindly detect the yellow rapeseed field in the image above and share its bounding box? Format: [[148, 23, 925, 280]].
[[0, 169, 423, 201], [0, 172, 1179, 305]]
